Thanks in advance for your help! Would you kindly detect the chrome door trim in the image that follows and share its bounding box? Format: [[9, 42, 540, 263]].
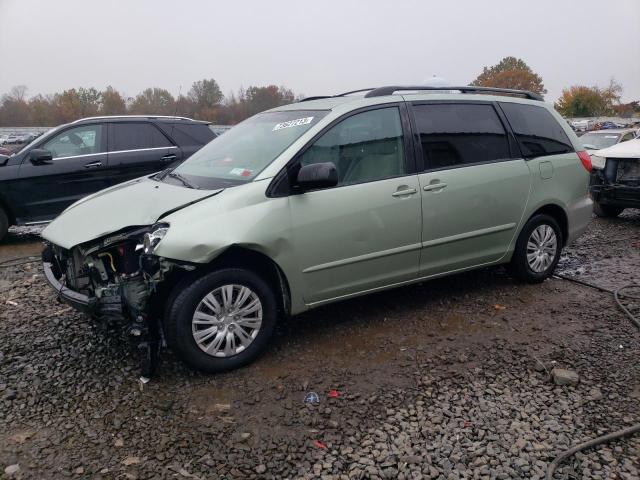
[[108, 146, 178, 156], [421, 223, 516, 248], [302, 242, 423, 273], [51, 146, 177, 161]]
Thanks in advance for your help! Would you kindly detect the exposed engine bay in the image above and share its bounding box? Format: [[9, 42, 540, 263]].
[[42, 225, 194, 377]]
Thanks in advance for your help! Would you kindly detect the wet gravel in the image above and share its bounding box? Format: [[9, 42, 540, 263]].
[[1, 212, 639, 479]]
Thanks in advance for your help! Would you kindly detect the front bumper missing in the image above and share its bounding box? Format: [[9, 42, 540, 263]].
[[43, 261, 97, 314], [590, 184, 640, 209]]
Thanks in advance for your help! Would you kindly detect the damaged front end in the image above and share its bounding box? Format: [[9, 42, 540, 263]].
[[590, 156, 640, 209], [42, 224, 194, 377]]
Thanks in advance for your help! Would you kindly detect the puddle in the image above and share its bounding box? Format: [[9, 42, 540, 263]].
[[0, 226, 44, 262]]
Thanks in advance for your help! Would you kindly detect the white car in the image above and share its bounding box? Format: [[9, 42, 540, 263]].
[[590, 139, 640, 217], [581, 129, 637, 153]]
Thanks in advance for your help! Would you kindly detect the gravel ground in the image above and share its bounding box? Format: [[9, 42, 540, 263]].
[[1, 212, 639, 479]]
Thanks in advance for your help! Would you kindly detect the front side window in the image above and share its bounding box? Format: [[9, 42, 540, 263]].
[[412, 103, 511, 169], [111, 123, 172, 151], [500, 103, 573, 157], [172, 110, 328, 189], [42, 124, 103, 159], [298, 107, 406, 186]]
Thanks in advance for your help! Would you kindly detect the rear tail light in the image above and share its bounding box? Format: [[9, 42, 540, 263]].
[[577, 151, 592, 172]]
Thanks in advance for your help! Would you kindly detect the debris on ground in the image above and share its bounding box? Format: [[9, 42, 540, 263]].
[[551, 368, 581, 386]]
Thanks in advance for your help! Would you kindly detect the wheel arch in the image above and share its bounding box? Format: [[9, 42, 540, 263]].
[[529, 203, 568, 246], [204, 245, 292, 317]]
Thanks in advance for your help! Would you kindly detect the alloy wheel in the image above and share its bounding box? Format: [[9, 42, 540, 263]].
[[526, 224, 557, 273], [191, 284, 263, 357]]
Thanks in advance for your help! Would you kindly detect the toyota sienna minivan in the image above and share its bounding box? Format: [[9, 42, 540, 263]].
[[42, 86, 593, 374]]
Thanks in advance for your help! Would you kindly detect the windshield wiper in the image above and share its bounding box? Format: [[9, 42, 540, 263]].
[[167, 171, 200, 189]]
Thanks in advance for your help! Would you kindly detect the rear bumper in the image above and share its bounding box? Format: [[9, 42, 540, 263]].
[[43, 261, 96, 314], [590, 184, 640, 209], [566, 195, 593, 246]]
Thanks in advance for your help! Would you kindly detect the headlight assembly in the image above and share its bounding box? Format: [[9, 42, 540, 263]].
[[143, 224, 169, 254], [590, 155, 605, 170]]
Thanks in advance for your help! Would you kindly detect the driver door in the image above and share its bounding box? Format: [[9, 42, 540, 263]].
[[16, 123, 110, 221]]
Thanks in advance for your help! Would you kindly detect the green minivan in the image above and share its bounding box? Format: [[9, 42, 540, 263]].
[[42, 86, 593, 374]]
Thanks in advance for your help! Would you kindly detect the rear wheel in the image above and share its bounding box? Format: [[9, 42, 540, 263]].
[[165, 268, 277, 373], [509, 214, 562, 283], [0, 208, 8, 243], [593, 202, 623, 218]]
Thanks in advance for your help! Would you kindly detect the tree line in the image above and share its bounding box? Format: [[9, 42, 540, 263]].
[[0, 80, 296, 127], [1, 57, 638, 126]]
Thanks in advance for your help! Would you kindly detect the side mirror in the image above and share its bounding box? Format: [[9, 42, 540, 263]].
[[296, 162, 338, 191], [30, 149, 53, 165]]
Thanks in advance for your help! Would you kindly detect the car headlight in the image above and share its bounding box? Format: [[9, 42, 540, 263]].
[[143, 224, 169, 254], [591, 155, 605, 170]]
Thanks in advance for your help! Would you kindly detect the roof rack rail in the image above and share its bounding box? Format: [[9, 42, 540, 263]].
[[298, 96, 333, 103], [364, 85, 544, 101], [335, 88, 376, 97], [298, 88, 376, 103], [72, 115, 195, 123]]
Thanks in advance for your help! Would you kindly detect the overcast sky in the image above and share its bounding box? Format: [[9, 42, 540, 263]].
[[1, 0, 638, 103]]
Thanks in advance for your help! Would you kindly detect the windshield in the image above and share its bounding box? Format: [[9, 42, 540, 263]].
[[581, 132, 620, 150], [169, 110, 328, 189]]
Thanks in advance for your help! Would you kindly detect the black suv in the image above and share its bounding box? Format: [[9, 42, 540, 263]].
[[0, 115, 217, 241]]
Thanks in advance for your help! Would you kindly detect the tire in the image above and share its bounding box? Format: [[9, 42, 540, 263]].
[[593, 202, 623, 218], [165, 268, 277, 373], [508, 214, 563, 284], [0, 207, 8, 243]]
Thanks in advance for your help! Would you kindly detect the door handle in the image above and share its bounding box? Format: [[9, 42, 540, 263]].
[[83, 161, 102, 168], [392, 187, 418, 197], [423, 182, 447, 192], [161, 154, 177, 162]]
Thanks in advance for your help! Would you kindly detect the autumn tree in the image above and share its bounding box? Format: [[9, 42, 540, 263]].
[[188, 79, 223, 111], [101, 86, 126, 115], [28, 94, 57, 126], [129, 88, 176, 115], [239, 85, 295, 118], [471, 56, 546, 96], [555, 80, 624, 117], [0, 85, 31, 126], [612, 101, 640, 118]]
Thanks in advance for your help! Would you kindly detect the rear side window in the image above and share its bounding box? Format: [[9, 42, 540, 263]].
[[412, 103, 511, 170], [500, 103, 573, 157], [111, 123, 172, 151], [164, 123, 217, 146]]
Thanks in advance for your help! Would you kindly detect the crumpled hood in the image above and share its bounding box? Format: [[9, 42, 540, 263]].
[[593, 138, 640, 159], [42, 177, 222, 249]]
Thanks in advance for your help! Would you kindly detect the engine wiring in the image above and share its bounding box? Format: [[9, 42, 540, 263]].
[[547, 275, 640, 479]]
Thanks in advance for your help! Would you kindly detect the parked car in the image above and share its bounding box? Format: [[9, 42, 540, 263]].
[[5, 134, 21, 144], [580, 129, 638, 153], [0, 146, 11, 156], [589, 138, 640, 217], [0, 115, 217, 242], [41, 86, 592, 374]]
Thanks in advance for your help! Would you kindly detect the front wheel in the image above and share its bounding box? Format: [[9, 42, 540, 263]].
[[593, 202, 623, 218], [165, 268, 277, 373], [509, 214, 562, 284]]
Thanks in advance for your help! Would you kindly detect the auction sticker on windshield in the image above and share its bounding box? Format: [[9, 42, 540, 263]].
[[273, 117, 314, 131]]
